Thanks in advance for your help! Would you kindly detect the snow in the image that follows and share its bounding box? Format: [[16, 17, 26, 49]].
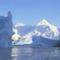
[[37, 19, 59, 38], [14, 22, 26, 27]]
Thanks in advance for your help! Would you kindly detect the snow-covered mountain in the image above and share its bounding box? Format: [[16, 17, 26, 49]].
[[12, 19, 60, 42], [36, 19, 60, 39], [14, 22, 26, 27]]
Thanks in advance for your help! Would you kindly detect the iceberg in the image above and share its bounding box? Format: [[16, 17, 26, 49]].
[[0, 11, 13, 48]]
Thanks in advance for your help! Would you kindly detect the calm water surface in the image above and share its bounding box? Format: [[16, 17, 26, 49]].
[[0, 46, 60, 60]]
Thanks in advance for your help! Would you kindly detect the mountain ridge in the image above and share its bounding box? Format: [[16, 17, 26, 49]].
[[12, 19, 60, 42]]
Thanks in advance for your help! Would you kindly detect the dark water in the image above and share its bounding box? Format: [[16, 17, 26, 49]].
[[0, 46, 60, 60]]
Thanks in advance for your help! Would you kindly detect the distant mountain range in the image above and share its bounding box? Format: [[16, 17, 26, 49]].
[[12, 19, 60, 46]]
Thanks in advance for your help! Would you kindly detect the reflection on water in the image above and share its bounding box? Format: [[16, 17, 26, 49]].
[[0, 46, 60, 60]]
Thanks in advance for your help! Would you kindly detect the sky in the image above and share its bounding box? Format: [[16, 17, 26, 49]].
[[0, 0, 60, 27]]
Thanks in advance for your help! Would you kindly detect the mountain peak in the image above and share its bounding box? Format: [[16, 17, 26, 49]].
[[14, 22, 26, 27], [37, 19, 59, 37], [37, 19, 50, 26]]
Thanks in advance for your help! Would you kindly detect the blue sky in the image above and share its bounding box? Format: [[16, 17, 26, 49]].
[[0, 0, 60, 27]]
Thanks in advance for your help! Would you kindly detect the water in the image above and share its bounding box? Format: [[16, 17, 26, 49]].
[[0, 46, 60, 60]]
